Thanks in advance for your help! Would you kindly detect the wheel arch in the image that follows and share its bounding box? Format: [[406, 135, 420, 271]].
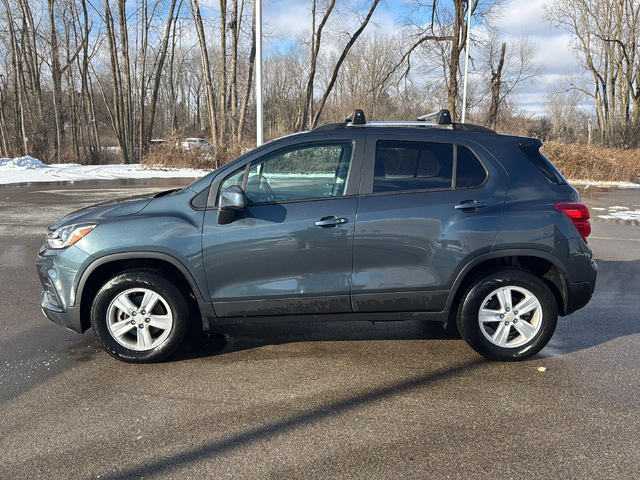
[[76, 252, 207, 333], [446, 249, 568, 318]]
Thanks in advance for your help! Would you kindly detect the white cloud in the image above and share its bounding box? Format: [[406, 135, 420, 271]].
[[494, 0, 586, 113], [266, 0, 312, 40]]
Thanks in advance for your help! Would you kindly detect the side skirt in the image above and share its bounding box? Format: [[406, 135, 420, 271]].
[[204, 310, 449, 328]]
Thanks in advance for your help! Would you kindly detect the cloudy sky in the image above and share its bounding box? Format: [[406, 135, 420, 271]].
[[262, 0, 583, 115]]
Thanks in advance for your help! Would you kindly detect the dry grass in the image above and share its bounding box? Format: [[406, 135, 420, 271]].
[[140, 142, 252, 171], [542, 141, 640, 183]]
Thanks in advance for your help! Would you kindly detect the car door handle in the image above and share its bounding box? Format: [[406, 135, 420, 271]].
[[314, 216, 348, 227], [455, 201, 488, 211]]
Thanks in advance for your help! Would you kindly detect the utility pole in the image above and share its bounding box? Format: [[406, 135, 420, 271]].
[[461, 0, 472, 123], [255, 0, 263, 146]]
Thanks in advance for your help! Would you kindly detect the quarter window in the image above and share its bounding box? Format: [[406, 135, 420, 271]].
[[456, 145, 487, 187]]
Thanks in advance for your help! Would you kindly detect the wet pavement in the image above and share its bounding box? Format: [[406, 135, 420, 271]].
[[0, 179, 638, 479]]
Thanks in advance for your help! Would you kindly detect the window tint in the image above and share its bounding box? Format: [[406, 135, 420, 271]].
[[218, 142, 354, 205], [519, 143, 568, 185], [374, 141, 453, 193], [456, 146, 487, 187]]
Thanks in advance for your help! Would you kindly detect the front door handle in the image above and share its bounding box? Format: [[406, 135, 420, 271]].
[[455, 200, 488, 211], [314, 216, 348, 227]]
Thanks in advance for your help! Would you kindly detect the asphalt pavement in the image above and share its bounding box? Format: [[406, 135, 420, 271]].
[[0, 179, 638, 479]]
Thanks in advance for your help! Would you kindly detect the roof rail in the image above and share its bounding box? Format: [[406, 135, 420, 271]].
[[416, 109, 452, 125], [351, 121, 453, 130], [336, 108, 494, 133]]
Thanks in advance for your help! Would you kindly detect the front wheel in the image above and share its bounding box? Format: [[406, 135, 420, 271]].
[[456, 269, 558, 361], [90, 269, 191, 363]]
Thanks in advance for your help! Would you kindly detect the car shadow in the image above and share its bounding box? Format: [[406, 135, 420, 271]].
[[175, 317, 461, 362], [538, 258, 640, 358], [174, 258, 639, 363]]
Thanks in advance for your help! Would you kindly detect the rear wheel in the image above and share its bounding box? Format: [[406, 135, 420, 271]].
[[90, 269, 190, 363], [456, 269, 558, 361]]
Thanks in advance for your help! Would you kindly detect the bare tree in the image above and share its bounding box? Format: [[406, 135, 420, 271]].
[[481, 30, 544, 129]]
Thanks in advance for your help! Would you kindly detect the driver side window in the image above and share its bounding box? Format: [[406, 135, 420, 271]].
[[219, 142, 354, 205]]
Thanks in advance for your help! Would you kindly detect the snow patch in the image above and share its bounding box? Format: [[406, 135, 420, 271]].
[[598, 206, 640, 222], [0, 156, 49, 170], [569, 180, 640, 189], [0, 156, 207, 185]]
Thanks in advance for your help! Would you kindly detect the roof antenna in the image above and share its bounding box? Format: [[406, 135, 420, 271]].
[[346, 109, 366, 125]]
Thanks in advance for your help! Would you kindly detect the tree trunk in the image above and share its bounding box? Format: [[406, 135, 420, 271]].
[[487, 42, 506, 130], [145, 0, 179, 146], [47, 0, 64, 163], [117, 0, 134, 162], [237, 0, 256, 143], [311, 0, 381, 127], [299, 0, 335, 131], [190, 0, 219, 146]]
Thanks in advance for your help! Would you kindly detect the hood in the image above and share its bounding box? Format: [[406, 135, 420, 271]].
[[48, 188, 180, 230]]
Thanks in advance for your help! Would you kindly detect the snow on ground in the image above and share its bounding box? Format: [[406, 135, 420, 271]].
[[0, 156, 207, 185], [569, 180, 640, 189], [597, 205, 640, 222]]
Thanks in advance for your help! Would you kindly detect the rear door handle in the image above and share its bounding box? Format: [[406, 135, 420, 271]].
[[314, 216, 348, 227], [455, 201, 488, 211]]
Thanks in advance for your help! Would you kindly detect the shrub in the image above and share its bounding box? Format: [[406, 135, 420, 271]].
[[542, 141, 640, 183]]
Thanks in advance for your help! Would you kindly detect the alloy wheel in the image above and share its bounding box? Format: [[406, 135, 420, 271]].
[[106, 288, 174, 351], [477, 286, 543, 348]]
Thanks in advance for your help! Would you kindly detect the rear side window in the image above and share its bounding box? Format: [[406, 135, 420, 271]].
[[519, 143, 568, 185], [374, 141, 454, 193], [373, 141, 487, 193]]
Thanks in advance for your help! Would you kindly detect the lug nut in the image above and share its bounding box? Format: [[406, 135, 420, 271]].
[[514, 310, 519, 315], [506, 307, 510, 312], [132, 311, 137, 316], [514, 319, 519, 323], [145, 318, 150, 323], [138, 324, 144, 329], [130, 320, 135, 325], [141, 310, 146, 315], [500, 314, 505, 319], [504, 321, 509, 326]]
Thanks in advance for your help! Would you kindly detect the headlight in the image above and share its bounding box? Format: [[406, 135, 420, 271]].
[[46, 223, 97, 249]]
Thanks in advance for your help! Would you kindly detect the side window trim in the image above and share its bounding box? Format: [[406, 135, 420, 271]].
[[451, 144, 458, 189]]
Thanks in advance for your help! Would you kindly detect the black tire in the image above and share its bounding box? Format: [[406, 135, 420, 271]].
[[90, 269, 191, 363], [456, 268, 558, 362]]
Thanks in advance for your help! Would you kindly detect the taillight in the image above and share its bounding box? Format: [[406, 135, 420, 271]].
[[555, 202, 591, 243]]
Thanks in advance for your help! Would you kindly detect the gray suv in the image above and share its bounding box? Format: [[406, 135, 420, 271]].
[[36, 110, 597, 363]]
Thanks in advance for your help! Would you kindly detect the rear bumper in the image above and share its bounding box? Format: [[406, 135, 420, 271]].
[[557, 237, 598, 315], [564, 278, 596, 315]]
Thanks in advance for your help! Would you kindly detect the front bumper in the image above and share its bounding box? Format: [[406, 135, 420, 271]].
[[36, 244, 93, 334], [41, 291, 83, 333]]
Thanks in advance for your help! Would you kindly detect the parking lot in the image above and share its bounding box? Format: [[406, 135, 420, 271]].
[[1, 179, 638, 479]]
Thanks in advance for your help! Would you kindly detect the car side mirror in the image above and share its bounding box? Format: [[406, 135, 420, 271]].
[[218, 185, 247, 225]]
